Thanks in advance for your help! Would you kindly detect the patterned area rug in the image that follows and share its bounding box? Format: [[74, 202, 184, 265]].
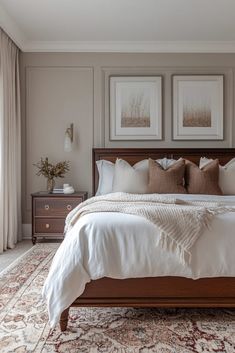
[[0, 243, 235, 353]]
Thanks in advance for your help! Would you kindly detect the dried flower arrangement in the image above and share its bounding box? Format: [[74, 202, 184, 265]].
[[34, 157, 70, 192]]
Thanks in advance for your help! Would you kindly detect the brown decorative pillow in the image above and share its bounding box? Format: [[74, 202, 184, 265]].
[[147, 158, 186, 194], [185, 159, 223, 195]]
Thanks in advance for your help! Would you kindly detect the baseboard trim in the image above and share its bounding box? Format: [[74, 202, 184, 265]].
[[22, 224, 31, 239]]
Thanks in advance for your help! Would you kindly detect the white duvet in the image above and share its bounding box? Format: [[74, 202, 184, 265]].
[[42, 194, 235, 327]]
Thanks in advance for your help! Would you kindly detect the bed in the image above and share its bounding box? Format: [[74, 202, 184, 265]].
[[43, 148, 235, 331]]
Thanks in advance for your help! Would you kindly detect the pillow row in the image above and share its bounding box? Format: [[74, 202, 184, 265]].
[[96, 157, 235, 195], [114, 158, 222, 195], [96, 157, 178, 195]]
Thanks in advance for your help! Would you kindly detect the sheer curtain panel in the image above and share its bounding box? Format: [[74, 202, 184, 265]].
[[0, 29, 21, 253]]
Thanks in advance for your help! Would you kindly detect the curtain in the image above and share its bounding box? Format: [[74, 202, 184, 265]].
[[0, 29, 21, 253]]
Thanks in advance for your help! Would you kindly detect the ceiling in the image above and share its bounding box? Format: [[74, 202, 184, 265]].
[[1, 0, 235, 52]]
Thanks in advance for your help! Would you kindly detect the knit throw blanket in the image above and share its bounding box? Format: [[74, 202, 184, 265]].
[[65, 192, 235, 265]]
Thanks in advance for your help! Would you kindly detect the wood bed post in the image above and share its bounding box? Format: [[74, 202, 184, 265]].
[[60, 307, 70, 331]]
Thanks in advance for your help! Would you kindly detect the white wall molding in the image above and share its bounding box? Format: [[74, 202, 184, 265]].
[[2, 1, 235, 53], [23, 40, 235, 53], [2, 10, 235, 56]]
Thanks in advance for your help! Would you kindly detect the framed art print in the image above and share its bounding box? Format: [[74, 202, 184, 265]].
[[173, 75, 224, 140], [110, 76, 162, 140]]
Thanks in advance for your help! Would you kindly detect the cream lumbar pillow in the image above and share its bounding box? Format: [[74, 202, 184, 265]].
[[112, 158, 149, 194], [200, 157, 235, 195]]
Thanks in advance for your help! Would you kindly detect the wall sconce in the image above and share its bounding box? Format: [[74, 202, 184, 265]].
[[64, 123, 74, 152]]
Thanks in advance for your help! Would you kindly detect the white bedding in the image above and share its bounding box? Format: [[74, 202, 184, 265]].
[[42, 194, 235, 327]]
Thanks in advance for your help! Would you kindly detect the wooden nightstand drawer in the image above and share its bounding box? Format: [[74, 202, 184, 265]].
[[31, 191, 88, 244], [35, 197, 82, 217], [35, 218, 65, 234]]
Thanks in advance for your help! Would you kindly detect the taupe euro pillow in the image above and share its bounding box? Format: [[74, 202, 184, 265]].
[[148, 158, 186, 194], [185, 159, 223, 195], [200, 157, 235, 195]]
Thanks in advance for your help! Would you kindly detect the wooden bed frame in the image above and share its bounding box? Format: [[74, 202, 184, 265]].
[[60, 148, 235, 331]]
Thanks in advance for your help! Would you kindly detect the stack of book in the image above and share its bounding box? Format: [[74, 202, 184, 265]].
[[52, 188, 64, 194]]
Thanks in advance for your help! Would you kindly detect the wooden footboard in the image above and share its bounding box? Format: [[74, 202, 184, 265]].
[[60, 276, 235, 330]]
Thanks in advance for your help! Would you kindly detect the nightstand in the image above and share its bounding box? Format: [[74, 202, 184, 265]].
[[31, 191, 88, 244]]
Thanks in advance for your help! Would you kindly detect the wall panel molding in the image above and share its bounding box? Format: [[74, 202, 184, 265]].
[[20, 53, 235, 222]]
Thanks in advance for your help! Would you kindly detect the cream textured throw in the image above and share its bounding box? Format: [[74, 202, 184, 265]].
[[65, 192, 235, 265]]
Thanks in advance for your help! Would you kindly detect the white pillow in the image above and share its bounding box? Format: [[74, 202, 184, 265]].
[[200, 157, 235, 194], [157, 157, 181, 170], [112, 159, 149, 193], [96, 160, 114, 195], [96, 157, 180, 195]]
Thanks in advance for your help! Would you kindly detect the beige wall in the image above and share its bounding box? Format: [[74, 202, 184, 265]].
[[20, 52, 235, 223]]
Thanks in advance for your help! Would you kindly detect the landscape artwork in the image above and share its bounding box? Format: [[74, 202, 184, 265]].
[[173, 75, 223, 140], [182, 86, 212, 128], [110, 76, 162, 140], [121, 87, 151, 128]]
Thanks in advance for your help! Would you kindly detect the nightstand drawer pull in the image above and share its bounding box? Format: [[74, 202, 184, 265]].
[[67, 204, 72, 211], [44, 205, 50, 210], [45, 223, 50, 229]]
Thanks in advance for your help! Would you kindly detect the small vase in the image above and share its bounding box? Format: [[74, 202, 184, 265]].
[[47, 178, 55, 193]]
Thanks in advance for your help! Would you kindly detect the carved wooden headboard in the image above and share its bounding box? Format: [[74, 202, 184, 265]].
[[92, 148, 235, 195]]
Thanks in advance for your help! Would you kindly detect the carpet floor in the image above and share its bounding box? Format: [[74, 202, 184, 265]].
[[0, 243, 234, 353]]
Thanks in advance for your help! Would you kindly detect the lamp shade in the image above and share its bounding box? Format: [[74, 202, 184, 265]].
[[64, 130, 72, 152]]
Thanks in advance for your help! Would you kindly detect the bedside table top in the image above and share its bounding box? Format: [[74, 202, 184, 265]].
[[31, 191, 88, 197]]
